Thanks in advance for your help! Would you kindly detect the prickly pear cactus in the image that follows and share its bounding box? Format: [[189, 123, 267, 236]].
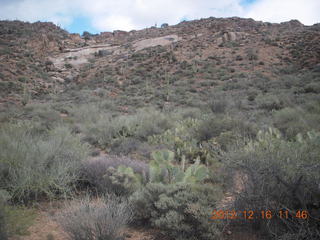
[[183, 158, 209, 183], [149, 150, 209, 184]]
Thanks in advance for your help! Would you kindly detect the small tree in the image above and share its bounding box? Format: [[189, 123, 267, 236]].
[[161, 23, 169, 28], [82, 31, 92, 41]]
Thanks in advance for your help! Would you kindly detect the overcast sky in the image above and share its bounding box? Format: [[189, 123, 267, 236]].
[[0, 0, 319, 34]]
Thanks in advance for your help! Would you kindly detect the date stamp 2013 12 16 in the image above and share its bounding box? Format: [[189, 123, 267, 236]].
[[210, 209, 310, 220]]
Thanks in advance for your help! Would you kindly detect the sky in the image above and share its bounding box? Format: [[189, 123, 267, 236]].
[[0, 0, 319, 34]]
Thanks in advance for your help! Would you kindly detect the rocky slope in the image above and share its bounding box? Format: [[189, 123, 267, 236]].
[[0, 17, 319, 105]]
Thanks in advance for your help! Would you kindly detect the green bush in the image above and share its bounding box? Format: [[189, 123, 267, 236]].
[[194, 116, 255, 143], [81, 156, 149, 196], [64, 63, 73, 69], [74, 107, 174, 148], [256, 94, 284, 111], [208, 95, 228, 114], [247, 90, 258, 101], [195, 117, 229, 142], [0, 190, 8, 240], [130, 182, 222, 240], [0, 190, 36, 238], [23, 103, 61, 128], [56, 195, 133, 240], [104, 165, 144, 196], [273, 107, 320, 139], [226, 128, 320, 239], [148, 118, 208, 163], [111, 137, 143, 155], [304, 82, 320, 93], [0, 122, 89, 202], [246, 48, 259, 61], [3, 205, 37, 237]]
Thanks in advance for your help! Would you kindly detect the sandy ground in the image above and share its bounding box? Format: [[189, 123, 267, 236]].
[[10, 207, 157, 240]]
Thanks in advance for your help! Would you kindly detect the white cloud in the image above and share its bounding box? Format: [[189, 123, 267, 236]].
[[0, 0, 319, 32], [0, 0, 74, 26], [245, 0, 320, 25], [92, 15, 136, 31], [0, 0, 245, 31], [79, 0, 245, 31]]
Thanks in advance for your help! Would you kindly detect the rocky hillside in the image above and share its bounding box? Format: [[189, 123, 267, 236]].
[[0, 17, 319, 105], [1, 17, 320, 240]]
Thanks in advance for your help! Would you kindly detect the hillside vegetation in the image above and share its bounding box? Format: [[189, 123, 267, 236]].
[[0, 17, 320, 240]]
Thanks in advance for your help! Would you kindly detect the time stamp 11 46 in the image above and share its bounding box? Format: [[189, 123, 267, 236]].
[[210, 209, 310, 220]]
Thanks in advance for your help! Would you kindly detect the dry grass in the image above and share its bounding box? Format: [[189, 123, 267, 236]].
[[55, 195, 133, 240]]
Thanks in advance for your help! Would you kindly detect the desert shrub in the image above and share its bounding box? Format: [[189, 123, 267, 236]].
[[148, 118, 208, 163], [0, 190, 8, 240], [134, 108, 173, 140], [111, 137, 143, 155], [174, 107, 203, 119], [195, 117, 228, 142], [75, 107, 174, 147], [273, 107, 320, 139], [215, 131, 240, 151], [0, 209, 6, 240], [303, 101, 320, 114], [226, 128, 320, 239], [161, 23, 169, 28], [246, 48, 259, 61], [81, 156, 149, 195], [256, 94, 284, 111], [56, 195, 133, 240], [209, 97, 228, 113], [23, 103, 61, 127], [130, 182, 222, 240], [0, 190, 36, 238], [304, 82, 320, 93], [111, 138, 165, 160], [96, 49, 111, 57], [64, 63, 73, 69], [0, 122, 89, 202], [247, 90, 258, 101], [148, 117, 253, 164], [68, 103, 105, 124], [251, 74, 271, 92], [0, 104, 21, 123], [3, 205, 37, 237], [194, 116, 255, 143]]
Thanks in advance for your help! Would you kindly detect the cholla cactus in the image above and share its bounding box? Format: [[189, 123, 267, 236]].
[[104, 165, 143, 195]]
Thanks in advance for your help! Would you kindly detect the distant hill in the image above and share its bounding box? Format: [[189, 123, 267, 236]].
[[0, 17, 319, 105]]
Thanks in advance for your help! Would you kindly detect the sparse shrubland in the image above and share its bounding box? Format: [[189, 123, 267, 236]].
[[226, 128, 320, 239], [0, 122, 89, 202], [273, 104, 320, 139], [1, 17, 320, 240], [69, 106, 175, 148]]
